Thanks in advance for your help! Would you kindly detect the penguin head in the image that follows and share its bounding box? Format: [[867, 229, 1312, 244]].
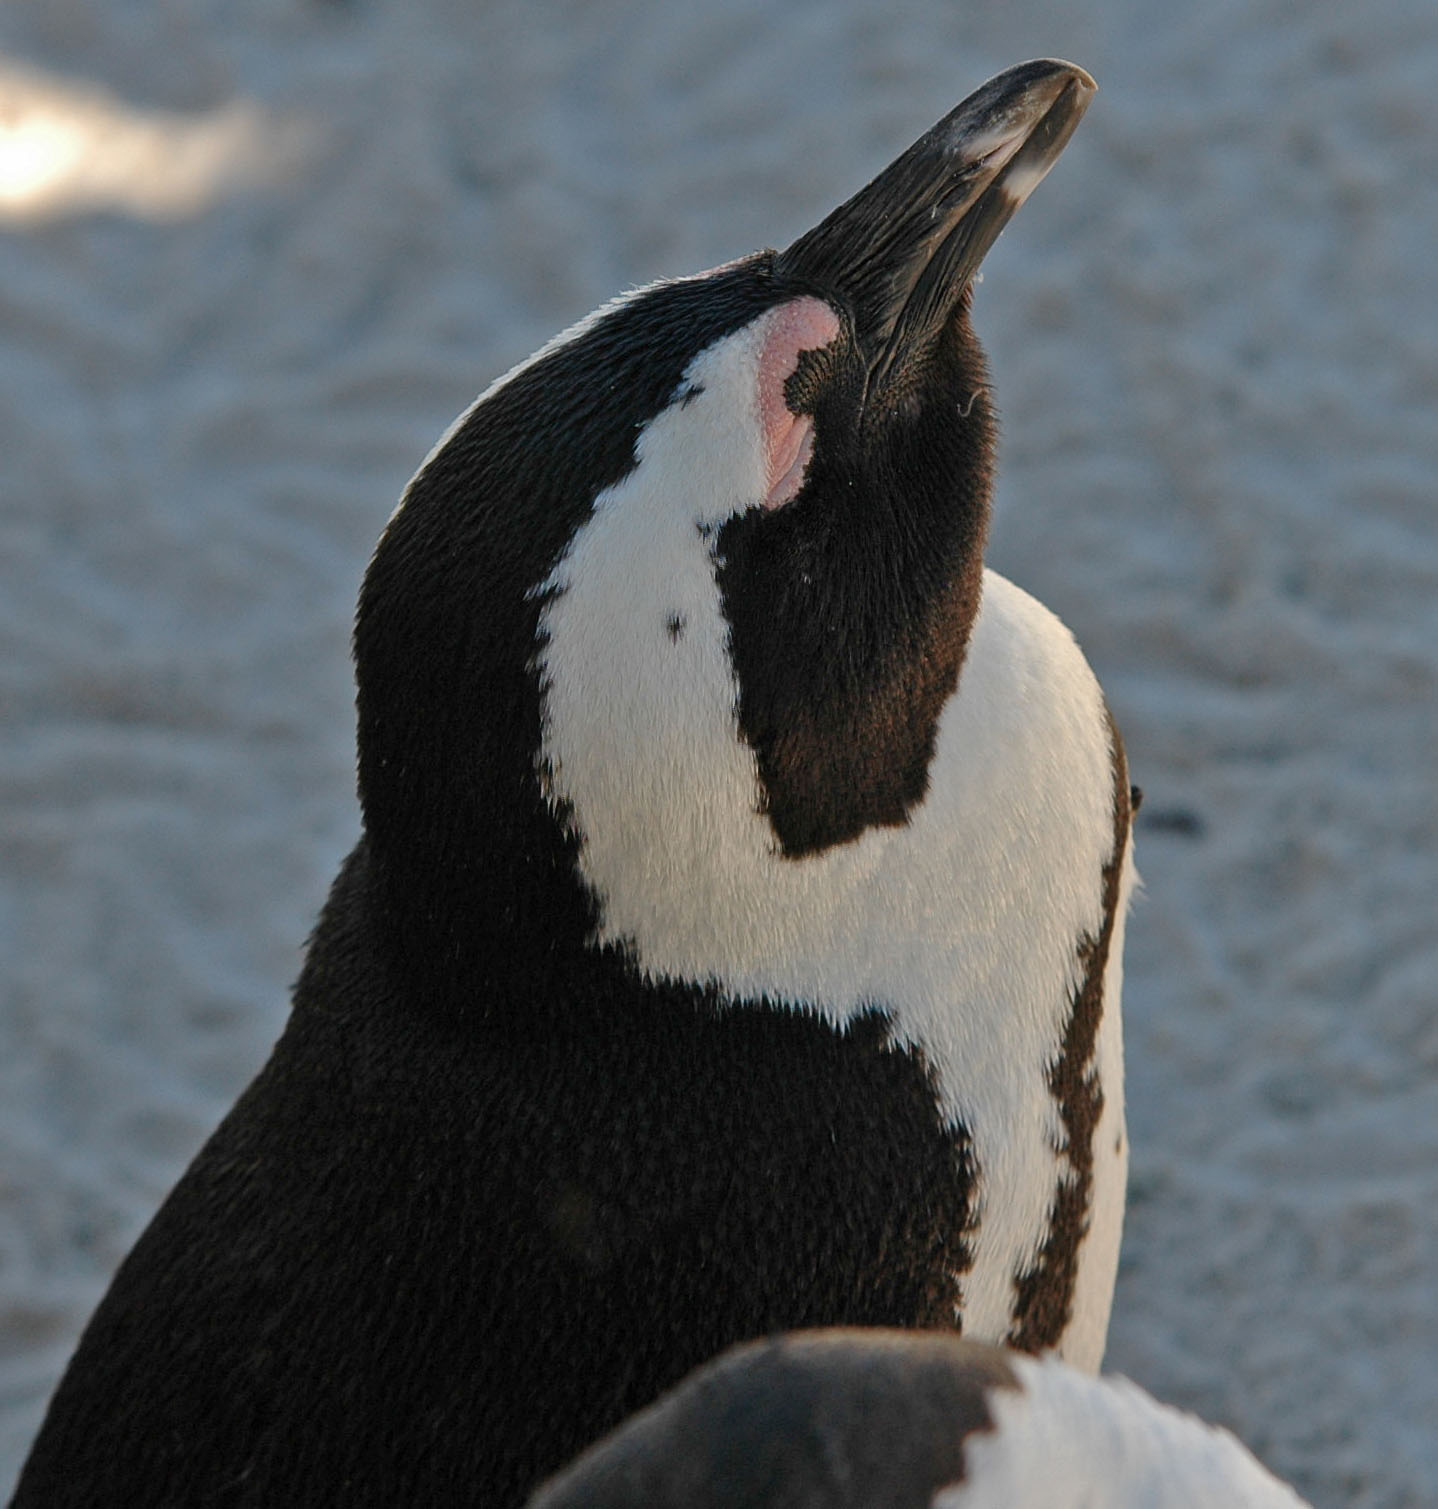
[[354, 61, 1095, 997]]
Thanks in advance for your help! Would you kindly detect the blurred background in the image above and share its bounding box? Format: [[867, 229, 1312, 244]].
[[0, 2, 1434, 1503]]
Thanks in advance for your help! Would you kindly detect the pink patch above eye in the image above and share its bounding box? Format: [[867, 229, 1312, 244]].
[[757, 296, 840, 510]]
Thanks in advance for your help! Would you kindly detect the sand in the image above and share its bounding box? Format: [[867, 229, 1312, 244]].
[[1, 2, 1434, 1503]]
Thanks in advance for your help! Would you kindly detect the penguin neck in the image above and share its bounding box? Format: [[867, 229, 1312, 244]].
[[717, 485, 989, 857], [537, 562, 1119, 1042]]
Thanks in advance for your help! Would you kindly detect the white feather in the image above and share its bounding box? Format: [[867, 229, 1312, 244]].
[[944, 1351, 1312, 1507]]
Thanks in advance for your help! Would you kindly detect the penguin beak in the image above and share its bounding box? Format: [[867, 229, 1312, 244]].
[[777, 59, 1095, 405]]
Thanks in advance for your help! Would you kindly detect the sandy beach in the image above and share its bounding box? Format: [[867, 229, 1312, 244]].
[[1, 3, 1434, 1502]]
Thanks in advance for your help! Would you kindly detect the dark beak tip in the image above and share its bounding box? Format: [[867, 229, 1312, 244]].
[[939, 58, 1097, 156], [992, 57, 1097, 99], [1033, 57, 1098, 93], [1042, 58, 1099, 116], [777, 57, 1097, 390]]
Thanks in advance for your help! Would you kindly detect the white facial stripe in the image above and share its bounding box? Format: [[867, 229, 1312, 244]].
[[536, 315, 776, 936], [537, 308, 1123, 1352]]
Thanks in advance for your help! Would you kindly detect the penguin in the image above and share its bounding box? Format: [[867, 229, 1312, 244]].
[[12, 58, 1135, 1509], [528, 1331, 1313, 1509]]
